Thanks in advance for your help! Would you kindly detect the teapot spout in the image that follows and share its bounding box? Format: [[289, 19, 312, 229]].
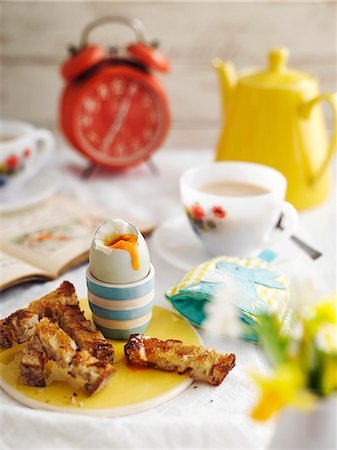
[[212, 58, 237, 116]]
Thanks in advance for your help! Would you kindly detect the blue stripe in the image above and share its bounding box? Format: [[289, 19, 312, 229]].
[[94, 320, 151, 340], [86, 277, 154, 300], [89, 300, 153, 320]]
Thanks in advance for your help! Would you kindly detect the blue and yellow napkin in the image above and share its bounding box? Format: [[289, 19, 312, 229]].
[[165, 254, 290, 342]]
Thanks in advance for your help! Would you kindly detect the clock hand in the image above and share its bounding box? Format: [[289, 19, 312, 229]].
[[102, 83, 138, 151]]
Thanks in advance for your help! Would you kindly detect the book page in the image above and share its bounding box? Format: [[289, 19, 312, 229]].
[[0, 250, 50, 291], [1, 195, 107, 277]]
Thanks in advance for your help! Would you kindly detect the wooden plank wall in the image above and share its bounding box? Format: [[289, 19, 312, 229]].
[[1, 1, 336, 149]]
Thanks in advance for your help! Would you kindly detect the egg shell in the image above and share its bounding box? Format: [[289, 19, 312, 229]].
[[89, 219, 151, 284]]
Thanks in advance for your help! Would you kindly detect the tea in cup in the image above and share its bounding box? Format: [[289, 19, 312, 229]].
[[0, 120, 55, 191], [180, 162, 299, 257]]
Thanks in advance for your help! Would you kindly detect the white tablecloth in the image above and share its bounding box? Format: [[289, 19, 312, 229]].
[[0, 144, 336, 449]]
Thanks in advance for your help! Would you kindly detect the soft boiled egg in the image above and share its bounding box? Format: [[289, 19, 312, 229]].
[[89, 219, 150, 284]]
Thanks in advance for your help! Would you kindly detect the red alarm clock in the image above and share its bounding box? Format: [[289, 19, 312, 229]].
[[59, 16, 170, 170]]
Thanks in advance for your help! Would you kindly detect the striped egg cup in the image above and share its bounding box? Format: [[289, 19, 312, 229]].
[[86, 265, 155, 340]]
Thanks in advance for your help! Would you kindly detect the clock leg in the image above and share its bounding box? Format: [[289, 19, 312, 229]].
[[81, 162, 97, 179], [147, 158, 160, 175]]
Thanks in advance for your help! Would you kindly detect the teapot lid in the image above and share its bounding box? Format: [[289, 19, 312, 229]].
[[241, 48, 314, 88]]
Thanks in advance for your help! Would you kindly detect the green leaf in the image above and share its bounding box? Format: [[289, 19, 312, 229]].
[[252, 313, 290, 367]]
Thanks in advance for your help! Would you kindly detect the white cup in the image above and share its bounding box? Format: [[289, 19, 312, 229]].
[[0, 120, 55, 192], [180, 161, 299, 257]]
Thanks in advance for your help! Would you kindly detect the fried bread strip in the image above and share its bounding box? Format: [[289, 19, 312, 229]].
[[70, 350, 115, 396], [0, 281, 114, 363], [58, 304, 114, 362], [0, 281, 76, 348], [0, 320, 13, 348], [124, 334, 236, 386], [33, 318, 115, 395], [30, 282, 114, 361], [36, 317, 77, 367], [20, 335, 49, 387], [30, 283, 114, 362], [0, 310, 39, 348], [28, 280, 78, 320]]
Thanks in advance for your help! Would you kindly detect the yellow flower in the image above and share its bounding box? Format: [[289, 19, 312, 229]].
[[321, 357, 337, 395], [316, 323, 337, 353], [300, 295, 337, 338], [313, 297, 337, 324], [251, 365, 314, 421]]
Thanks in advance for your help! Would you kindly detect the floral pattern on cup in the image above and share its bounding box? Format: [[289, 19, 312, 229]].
[[0, 148, 31, 178], [185, 202, 227, 234]]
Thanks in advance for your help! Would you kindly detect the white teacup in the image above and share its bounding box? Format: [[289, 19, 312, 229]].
[[0, 120, 55, 192], [180, 161, 299, 257]]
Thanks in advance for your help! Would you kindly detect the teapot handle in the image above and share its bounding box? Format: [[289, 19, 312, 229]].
[[299, 93, 337, 185]]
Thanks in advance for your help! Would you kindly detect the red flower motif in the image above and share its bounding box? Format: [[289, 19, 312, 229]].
[[212, 205, 226, 219], [191, 203, 205, 220], [6, 155, 19, 170], [23, 148, 31, 158]]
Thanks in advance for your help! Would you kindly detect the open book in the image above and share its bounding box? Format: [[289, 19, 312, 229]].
[[0, 195, 155, 291]]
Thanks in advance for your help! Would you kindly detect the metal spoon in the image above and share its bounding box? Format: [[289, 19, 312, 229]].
[[275, 214, 322, 260]]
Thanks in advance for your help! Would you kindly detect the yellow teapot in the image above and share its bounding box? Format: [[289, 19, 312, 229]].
[[213, 48, 337, 210]]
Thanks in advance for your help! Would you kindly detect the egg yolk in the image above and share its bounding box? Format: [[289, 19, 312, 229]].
[[103, 234, 140, 270]]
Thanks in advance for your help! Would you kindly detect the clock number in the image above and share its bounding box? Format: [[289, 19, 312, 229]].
[[97, 84, 108, 100], [148, 111, 157, 124], [131, 138, 141, 150], [115, 144, 126, 156], [80, 116, 92, 127], [88, 131, 99, 143], [83, 98, 97, 112], [141, 94, 152, 108], [111, 78, 125, 95], [143, 127, 153, 140]]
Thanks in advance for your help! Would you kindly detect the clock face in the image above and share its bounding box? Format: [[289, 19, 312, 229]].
[[73, 67, 168, 167]]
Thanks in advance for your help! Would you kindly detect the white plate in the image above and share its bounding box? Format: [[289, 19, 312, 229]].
[[152, 216, 303, 272], [0, 170, 58, 213]]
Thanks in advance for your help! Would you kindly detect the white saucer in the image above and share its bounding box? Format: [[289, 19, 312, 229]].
[[152, 216, 302, 272], [0, 170, 58, 213]]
